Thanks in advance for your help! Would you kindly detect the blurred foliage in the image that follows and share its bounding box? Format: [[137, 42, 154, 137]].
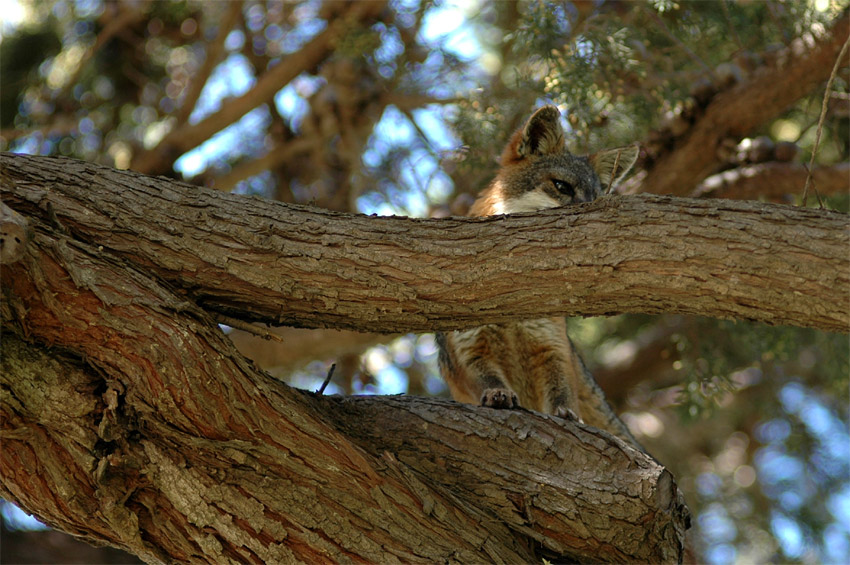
[[1, 0, 848, 563], [572, 314, 849, 564], [0, 26, 61, 127]]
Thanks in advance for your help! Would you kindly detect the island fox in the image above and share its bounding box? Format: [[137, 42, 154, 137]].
[[437, 105, 642, 449]]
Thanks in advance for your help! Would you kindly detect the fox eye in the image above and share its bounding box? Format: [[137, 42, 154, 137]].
[[552, 179, 574, 197]]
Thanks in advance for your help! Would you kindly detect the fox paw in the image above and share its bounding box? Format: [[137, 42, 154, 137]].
[[554, 405, 582, 422], [481, 388, 520, 409]]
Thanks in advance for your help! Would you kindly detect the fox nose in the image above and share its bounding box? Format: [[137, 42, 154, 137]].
[[575, 191, 595, 204]]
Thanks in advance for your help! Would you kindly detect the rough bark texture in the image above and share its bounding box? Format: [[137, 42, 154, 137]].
[[1, 150, 846, 563], [2, 153, 847, 334], [1, 262, 686, 564]]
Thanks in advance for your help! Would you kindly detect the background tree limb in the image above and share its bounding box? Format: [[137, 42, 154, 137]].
[[129, 1, 387, 175], [692, 162, 850, 201], [634, 10, 849, 196]]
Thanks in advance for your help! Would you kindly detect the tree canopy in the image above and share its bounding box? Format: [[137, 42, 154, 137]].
[[1, 1, 849, 563]]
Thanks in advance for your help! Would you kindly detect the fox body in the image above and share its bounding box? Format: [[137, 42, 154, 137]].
[[437, 106, 640, 447]]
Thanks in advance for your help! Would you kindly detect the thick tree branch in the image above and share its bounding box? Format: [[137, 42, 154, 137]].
[[2, 153, 847, 334], [0, 214, 687, 562], [637, 11, 849, 195]]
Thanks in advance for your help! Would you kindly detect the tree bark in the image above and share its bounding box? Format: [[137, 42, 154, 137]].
[[692, 162, 850, 201], [1, 228, 687, 563], [636, 10, 849, 196], [2, 153, 847, 334], [1, 149, 845, 562]]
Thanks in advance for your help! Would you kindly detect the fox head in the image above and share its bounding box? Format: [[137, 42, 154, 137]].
[[469, 106, 639, 216]]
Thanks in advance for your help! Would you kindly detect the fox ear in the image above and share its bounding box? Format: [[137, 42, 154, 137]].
[[503, 106, 565, 163], [588, 144, 639, 191]]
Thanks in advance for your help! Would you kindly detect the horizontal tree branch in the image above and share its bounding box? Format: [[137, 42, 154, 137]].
[[2, 153, 847, 334], [692, 162, 850, 201]]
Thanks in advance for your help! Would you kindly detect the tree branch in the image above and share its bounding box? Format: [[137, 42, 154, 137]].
[[210, 138, 313, 192], [1, 220, 687, 562], [637, 11, 849, 195], [130, 1, 387, 175], [51, 3, 146, 105], [3, 153, 847, 334], [174, 1, 243, 125], [692, 162, 850, 201]]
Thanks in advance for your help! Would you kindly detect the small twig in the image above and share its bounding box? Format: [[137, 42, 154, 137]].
[[801, 162, 825, 209], [802, 34, 850, 207], [317, 363, 336, 395], [46, 201, 69, 235], [214, 314, 284, 342], [719, 0, 743, 50], [605, 148, 622, 195]]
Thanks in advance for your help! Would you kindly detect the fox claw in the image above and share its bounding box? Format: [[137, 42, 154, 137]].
[[481, 388, 520, 409], [554, 406, 582, 422]]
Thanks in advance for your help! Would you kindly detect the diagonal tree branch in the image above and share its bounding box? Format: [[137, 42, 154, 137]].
[[51, 2, 147, 105], [129, 1, 387, 175], [174, 1, 244, 125], [1, 210, 688, 562], [3, 153, 847, 334], [636, 10, 849, 196]]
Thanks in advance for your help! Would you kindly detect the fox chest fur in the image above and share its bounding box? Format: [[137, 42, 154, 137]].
[[437, 106, 638, 421], [437, 318, 584, 415]]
